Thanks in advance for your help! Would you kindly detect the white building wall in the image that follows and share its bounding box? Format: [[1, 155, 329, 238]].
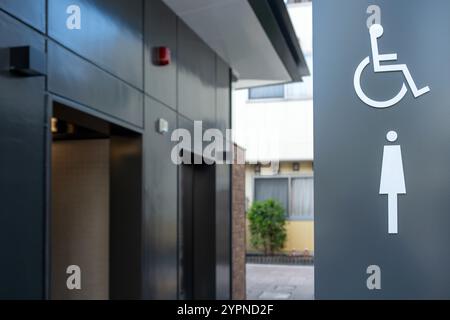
[[233, 91, 313, 162], [232, 2, 313, 163]]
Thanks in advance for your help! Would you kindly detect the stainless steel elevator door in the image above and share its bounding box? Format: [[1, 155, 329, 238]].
[[51, 139, 110, 300]]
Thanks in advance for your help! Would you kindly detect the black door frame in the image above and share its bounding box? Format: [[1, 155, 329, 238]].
[[178, 150, 217, 300], [45, 94, 144, 300]]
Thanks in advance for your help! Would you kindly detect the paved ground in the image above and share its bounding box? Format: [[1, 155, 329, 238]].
[[246, 264, 314, 300]]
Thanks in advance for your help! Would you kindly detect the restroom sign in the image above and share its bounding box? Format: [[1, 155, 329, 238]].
[[354, 11, 432, 235], [354, 23, 430, 109], [352, 14, 432, 235], [315, 0, 450, 299]]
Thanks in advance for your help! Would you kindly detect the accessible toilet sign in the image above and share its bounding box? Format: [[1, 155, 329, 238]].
[[354, 23, 430, 109], [314, 0, 450, 299]]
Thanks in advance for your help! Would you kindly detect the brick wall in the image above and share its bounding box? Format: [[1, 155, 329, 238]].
[[232, 144, 246, 300]]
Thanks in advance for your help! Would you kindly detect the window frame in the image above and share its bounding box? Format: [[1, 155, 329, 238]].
[[248, 84, 285, 101], [247, 82, 312, 102], [253, 173, 314, 221]]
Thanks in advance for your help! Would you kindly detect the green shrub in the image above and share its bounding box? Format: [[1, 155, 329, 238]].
[[247, 199, 287, 255]]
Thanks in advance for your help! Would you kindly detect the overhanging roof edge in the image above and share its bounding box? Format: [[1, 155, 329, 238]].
[[247, 0, 310, 82]]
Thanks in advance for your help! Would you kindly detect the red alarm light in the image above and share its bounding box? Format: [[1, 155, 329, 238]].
[[154, 47, 171, 66]]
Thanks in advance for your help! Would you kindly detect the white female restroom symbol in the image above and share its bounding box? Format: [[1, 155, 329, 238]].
[[380, 131, 406, 234]]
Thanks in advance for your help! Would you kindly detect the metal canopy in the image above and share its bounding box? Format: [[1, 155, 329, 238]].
[[162, 0, 309, 88]]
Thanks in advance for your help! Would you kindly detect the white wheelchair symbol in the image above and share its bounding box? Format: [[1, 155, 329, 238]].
[[354, 24, 430, 108]]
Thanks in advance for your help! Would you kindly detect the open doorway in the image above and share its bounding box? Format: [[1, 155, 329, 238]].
[[49, 102, 142, 300]]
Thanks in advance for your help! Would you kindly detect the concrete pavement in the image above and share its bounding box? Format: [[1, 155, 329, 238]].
[[246, 264, 314, 300]]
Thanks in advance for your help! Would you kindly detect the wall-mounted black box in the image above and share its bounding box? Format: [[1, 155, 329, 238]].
[[1, 46, 46, 76]]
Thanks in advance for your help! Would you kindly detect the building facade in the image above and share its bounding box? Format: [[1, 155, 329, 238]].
[[0, 0, 307, 299]]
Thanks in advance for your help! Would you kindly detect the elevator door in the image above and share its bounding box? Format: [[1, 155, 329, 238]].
[[51, 139, 110, 300], [180, 162, 216, 300], [50, 103, 143, 300]]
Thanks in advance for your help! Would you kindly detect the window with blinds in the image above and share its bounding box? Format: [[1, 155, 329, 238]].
[[253, 176, 314, 220], [254, 178, 289, 213]]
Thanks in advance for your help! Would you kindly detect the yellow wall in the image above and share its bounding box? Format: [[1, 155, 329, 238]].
[[284, 221, 314, 253], [246, 220, 314, 254]]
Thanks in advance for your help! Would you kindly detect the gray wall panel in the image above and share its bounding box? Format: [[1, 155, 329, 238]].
[[215, 164, 231, 299], [48, 42, 144, 128], [178, 21, 216, 128], [0, 0, 45, 32], [216, 57, 231, 132], [0, 12, 46, 299], [215, 56, 231, 299], [144, 97, 178, 299], [144, 0, 177, 109], [178, 115, 194, 135], [48, 0, 143, 89], [110, 134, 143, 299]]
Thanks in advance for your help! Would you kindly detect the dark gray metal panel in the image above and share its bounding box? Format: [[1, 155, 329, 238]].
[[215, 56, 231, 300], [248, 0, 309, 81], [0, 0, 45, 32], [315, 0, 450, 299], [178, 115, 194, 135], [180, 162, 217, 300], [178, 21, 216, 128], [0, 12, 46, 299], [193, 164, 216, 299], [48, 0, 143, 89], [215, 164, 231, 300], [48, 42, 144, 128], [179, 163, 194, 299], [216, 57, 231, 133], [143, 96, 178, 299], [110, 134, 143, 300], [144, 0, 177, 109]]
